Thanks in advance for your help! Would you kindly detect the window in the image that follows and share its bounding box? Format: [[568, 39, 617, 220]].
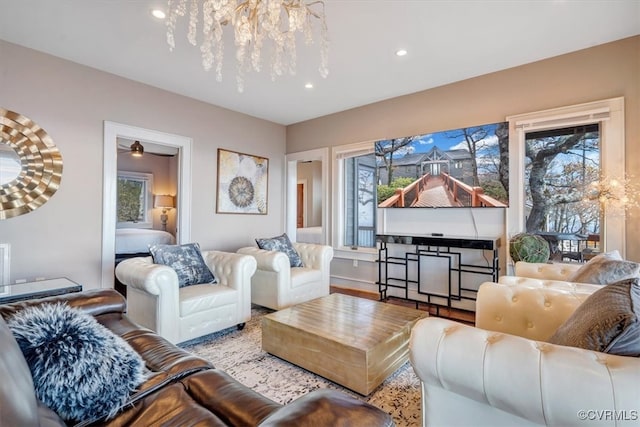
[[524, 125, 601, 260], [524, 124, 600, 234], [507, 97, 626, 258], [333, 142, 377, 250], [117, 171, 153, 228], [344, 154, 377, 247]]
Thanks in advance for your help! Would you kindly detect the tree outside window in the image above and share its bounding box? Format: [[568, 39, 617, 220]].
[[344, 153, 376, 247], [524, 124, 600, 258], [117, 172, 153, 227]]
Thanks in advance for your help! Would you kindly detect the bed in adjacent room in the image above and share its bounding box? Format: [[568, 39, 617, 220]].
[[296, 226, 323, 244], [115, 228, 175, 256]]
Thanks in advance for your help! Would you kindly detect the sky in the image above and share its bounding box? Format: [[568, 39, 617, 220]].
[[375, 122, 504, 157]]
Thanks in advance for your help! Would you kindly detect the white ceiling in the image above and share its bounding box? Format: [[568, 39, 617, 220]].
[[1, 1, 638, 125]]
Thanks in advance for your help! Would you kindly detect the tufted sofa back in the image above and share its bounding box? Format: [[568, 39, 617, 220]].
[[514, 261, 581, 281], [475, 279, 598, 341]]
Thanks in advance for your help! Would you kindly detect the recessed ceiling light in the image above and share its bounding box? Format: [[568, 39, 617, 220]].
[[396, 49, 408, 57], [305, 83, 314, 89], [151, 9, 166, 19]]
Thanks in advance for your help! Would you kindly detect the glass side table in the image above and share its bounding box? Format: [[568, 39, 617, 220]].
[[0, 278, 82, 304]]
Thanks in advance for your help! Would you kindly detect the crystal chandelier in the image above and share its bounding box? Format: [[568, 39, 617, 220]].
[[584, 174, 640, 216], [166, 0, 329, 92]]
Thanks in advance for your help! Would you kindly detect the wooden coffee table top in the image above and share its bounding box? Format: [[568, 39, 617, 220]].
[[262, 293, 427, 394], [265, 293, 425, 347]]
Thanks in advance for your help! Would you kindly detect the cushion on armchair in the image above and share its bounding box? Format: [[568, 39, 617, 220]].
[[255, 233, 303, 267], [568, 250, 640, 285], [549, 277, 640, 356], [150, 242, 216, 287]]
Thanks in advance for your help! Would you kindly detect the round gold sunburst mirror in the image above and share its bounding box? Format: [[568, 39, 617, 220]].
[[0, 108, 63, 219]]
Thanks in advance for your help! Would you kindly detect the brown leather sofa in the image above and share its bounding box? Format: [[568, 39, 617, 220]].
[[0, 289, 394, 427]]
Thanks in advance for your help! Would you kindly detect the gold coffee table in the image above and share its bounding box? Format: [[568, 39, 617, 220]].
[[261, 293, 427, 395]]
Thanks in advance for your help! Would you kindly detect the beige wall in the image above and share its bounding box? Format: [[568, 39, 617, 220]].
[[0, 40, 286, 288], [287, 36, 640, 262]]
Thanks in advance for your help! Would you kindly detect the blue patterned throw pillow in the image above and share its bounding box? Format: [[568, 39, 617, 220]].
[[256, 233, 303, 267], [149, 242, 217, 287], [7, 303, 146, 422]]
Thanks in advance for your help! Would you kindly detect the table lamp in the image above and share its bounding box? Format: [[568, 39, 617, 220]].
[[154, 195, 174, 231]]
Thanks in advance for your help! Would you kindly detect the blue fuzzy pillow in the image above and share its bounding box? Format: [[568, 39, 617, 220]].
[[7, 303, 146, 422], [256, 233, 303, 267], [150, 242, 217, 287]]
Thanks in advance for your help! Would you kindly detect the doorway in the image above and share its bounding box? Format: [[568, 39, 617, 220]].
[[297, 180, 306, 228], [285, 148, 329, 245], [101, 122, 192, 288]]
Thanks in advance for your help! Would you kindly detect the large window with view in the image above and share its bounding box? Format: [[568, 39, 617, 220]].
[[343, 153, 377, 248], [524, 124, 600, 261]]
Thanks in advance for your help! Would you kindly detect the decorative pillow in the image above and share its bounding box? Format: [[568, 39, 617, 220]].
[[149, 242, 216, 287], [569, 250, 640, 285], [548, 277, 640, 356], [7, 303, 146, 422], [256, 233, 303, 267]]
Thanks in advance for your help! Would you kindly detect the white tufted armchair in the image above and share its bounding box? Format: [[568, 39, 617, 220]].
[[409, 271, 640, 426], [115, 250, 256, 344], [237, 243, 333, 310]]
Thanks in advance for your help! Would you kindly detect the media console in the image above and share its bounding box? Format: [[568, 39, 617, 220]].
[[376, 233, 500, 313]]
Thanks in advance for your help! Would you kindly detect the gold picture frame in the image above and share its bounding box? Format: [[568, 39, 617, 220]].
[[216, 148, 268, 215]]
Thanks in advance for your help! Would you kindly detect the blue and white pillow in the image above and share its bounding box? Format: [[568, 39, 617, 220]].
[[256, 233, 303, 268], [149, 242, 217, 287]]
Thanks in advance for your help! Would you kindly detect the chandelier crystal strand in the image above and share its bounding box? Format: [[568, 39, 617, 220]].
[[584, 174, 640, 216], [165, 0, 329, 92], [188, 0, 199, 46]]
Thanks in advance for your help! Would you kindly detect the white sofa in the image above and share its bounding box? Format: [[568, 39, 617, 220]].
[[115, 250, 256, 344], [410, 263, 640, 426], [237, 243, 333, 310], [512, 260, 582, 281]]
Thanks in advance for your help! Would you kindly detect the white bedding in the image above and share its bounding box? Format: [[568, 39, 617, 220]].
[[115, 228, 175, 254], [296, 226, 323, 244]]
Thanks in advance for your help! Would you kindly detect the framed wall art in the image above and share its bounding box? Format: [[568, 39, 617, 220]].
[[216, 148, 269, 214]]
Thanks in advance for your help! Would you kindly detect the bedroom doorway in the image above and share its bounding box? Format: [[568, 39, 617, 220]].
[[101, 122, 192, 289]]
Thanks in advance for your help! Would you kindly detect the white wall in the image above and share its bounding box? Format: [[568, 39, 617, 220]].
[[0, 40, 286, 288]]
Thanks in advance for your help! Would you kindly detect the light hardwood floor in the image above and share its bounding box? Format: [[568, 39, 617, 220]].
[[330, 285, 475, 325]]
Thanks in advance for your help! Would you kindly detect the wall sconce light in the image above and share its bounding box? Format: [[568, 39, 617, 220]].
[[154, 194, 174, 231], [130, 141, 144, 157]]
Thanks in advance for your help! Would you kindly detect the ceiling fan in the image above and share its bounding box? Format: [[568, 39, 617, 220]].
[[117, 141, 177, 157]]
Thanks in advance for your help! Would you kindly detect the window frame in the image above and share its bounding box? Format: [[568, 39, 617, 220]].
[[332, 141, 378, 260], [116, 171, 154, 229], [506, 97, 626, 258]]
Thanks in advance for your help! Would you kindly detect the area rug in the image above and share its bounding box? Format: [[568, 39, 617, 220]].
[[180, 306, 422, 426]]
